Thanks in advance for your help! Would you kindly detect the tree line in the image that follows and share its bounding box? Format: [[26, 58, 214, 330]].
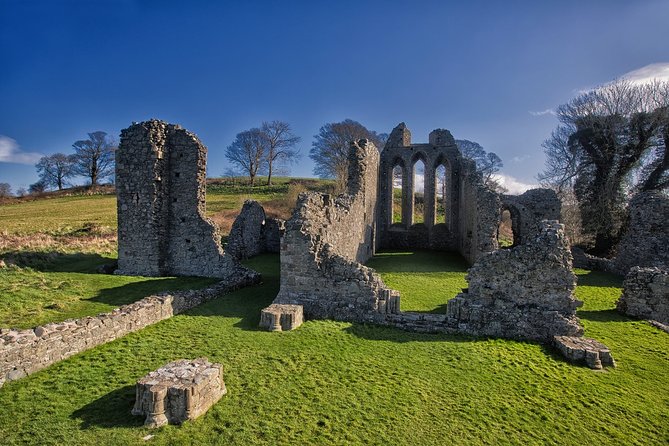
[[227, 118, 502, 192], [538, 79, 669, 255]]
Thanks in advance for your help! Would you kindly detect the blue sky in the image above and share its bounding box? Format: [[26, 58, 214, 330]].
[[1, 0, 668, 193]]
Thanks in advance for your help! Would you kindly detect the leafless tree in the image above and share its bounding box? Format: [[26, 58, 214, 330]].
[[72, 131, 116, 186], [0, 183, 11, 198], [225, 128, 266, 186], [36, 153, 76, 190], [261, 121, 301, 186], [29, 181, 47, 195], [310, 119, 386, 192]]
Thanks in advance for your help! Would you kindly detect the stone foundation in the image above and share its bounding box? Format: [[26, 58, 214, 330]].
[[132, 358, 226, 427], [259, 304, 304, 331], [618, 267, 669, 324], [553, 336, 616, 370]]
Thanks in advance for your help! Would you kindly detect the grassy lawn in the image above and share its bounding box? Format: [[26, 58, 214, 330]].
[[0, 177, 331, 236], [0, 254, 217, 329], [367, 250, 469, 313], [0, 253, 667, 445]]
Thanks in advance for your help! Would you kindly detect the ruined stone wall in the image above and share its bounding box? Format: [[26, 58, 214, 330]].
[[0, 277, 257, 388], [225, 200, 284, 261], [613, 191, 669, 275], [273, 140, 400, 321], [618, 267, 669, 324], [377, 124, 499, 261], [501, 189, 561, 246], [446, 221, 583, 342], [457, 157, 500, 263], [116, 119, 249, 279]]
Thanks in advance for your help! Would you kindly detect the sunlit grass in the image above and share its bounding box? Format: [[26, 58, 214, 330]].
[[0, 254, 666, 445]]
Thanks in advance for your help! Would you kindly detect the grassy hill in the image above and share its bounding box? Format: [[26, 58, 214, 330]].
[[0, 177, 667, 445]]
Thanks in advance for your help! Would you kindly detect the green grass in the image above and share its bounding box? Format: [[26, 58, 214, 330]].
[[0, 253, 667, 445], [0, 254, 217, 329], [0, 177, 332, 235], [366, 250, 469, 313], [0, 195, 118, 235]]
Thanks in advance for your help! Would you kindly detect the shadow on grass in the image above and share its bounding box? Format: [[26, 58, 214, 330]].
[[87, 277, 219, 309], [578, 309, 630, 323], [2, 251, 115, 274], [343, 322, 485, 344], [575, 269, 623, 288], [71, 385, 144, 429], [365, 250, 470, 274]]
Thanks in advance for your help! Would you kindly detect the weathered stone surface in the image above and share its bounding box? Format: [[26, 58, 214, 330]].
[[378, 124, 501, 261], [446, 221, 584, 342], [501, 189, 561, 247], [226, 200, 284, 260], [116, 119, 256, 281], [553, 336, 616, 370], [272, 139, 399, 322], [132, 358, 226, 427], [613, 191, 669, 275], [259, 304, 304, 331], [0, 277, 258, 388], [618, 267, 669, 324]]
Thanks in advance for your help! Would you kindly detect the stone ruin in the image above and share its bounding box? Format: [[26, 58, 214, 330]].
[[572, 191, 669, 277], [112, 119, 614, 369], [132, 358, 226, 428], [225, 200, 284, 261], [261, 124, 612, 368], [618, 267, 669, 327], [116, 119, 255, 282]]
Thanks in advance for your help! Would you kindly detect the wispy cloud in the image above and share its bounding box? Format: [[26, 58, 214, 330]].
[[492, 173, 538, 195], [528, 108, 555, 117], [511, 155, 531, 163], [0, 136, 43, 164], [620, 62, 669, 84]]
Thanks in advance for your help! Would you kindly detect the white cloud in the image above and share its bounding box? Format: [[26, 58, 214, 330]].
[[511, 155, 531, 163], [492, 173, 538, 195], [620, 62, 669, 85], [529, 108, 556, 117], [0, 136, 43, 164]]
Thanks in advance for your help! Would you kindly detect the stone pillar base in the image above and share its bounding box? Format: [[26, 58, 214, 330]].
[[553, 336, 616, 370], [260, 304, 304, 331], [132, 358, 226, 427]]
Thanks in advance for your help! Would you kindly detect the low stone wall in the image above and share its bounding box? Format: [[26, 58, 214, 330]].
[[618, 267, 669, 324], [0, 275, 258, 388]]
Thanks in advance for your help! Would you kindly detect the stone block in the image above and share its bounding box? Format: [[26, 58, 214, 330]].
[[259, 304, 304, 331], [131, 358, 227, 427], [553, 336, 615, 370]]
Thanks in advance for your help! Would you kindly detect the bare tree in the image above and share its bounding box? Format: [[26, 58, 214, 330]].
[[310, 119, 386, 192], [36, 153, 76, 190], [0, 183, 11, 198], [538, 79, 669, 254], [261, 121, 301, 186], [225, 128, 266, 186], [72, 131, 116, 186], [15, 187, 27, 197]]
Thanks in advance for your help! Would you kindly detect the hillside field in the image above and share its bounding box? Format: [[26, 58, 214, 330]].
[[0, 182, 667, 445]]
